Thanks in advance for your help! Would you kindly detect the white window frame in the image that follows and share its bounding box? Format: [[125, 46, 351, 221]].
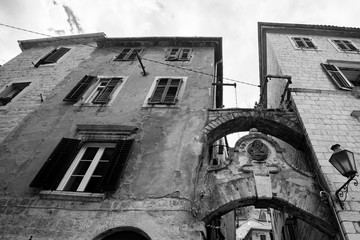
[[57, 142, 116, 192], [75, 76, 128, 107], [142, 76, 187, 108], [288, 36, 319, 50], [329, 39, 360, 53]]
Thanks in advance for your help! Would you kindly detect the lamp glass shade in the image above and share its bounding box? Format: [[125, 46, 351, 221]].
[[329, 149, 357, 178]]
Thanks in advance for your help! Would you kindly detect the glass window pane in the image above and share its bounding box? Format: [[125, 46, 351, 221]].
[[72, 161, 91, 175], [64, 176, 83, 191], [100, 148, 115, 160], [82, 147, 99, 160], [93, 161, 110, 175], [85, 176, 102, 192]]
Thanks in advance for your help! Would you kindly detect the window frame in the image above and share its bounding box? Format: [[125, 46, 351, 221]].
[[57, 142, 116, 192], [165, 48, 192, 61], [113, 48, 143, 61], [142, 76, 187, 108], [0, 81, 31, 107], [34, 47, 70, 67], [329, 39, 359, 53], [289, 36, 318, 50], [64, 75, 128, 106]]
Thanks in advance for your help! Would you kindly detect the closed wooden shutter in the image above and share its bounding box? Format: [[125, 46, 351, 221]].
[[163, 78, 182, 104], [303, 38, 316, 48], [127, 48, 142, 61], [63, 75, 96, 102], [179, 48, 191, 60], [321, 63, 353, 90], [166, 48, 180, 61], [29, 138, 81, 190], [114, 48, 132, 61], [99, 139, 134, 191], [343, 40, 358, 51], [293, 37, 305, 48], [92, 78, 122, 104], [148, 78, 168, 104]]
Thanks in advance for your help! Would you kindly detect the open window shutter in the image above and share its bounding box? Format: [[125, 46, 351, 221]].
[[148, 78, 169, 104], [163, 78, 182, 104], [63, 75, 96, 102], [321, 63, 353, 90], [333, 40, 348, 51], [43, 47, 70, 64], [303, 38, 315, 48], [127, 48, 142, 61], [29, 138, 81, 190], [93, 78, 122, 104], [166, 48, 180, 60], [293, 37, 305, 48], [99, 139, 134, 191], [179, 48, 191, 60], [115, 48, 131, 61]]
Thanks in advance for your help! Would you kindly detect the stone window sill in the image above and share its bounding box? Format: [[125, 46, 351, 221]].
[[40, 190, 105, 202]]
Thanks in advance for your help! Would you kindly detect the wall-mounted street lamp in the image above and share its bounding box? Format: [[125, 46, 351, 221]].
[[329, 144, 358, 209]]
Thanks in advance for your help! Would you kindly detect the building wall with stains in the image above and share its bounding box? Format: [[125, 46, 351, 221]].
[[0, 36, 221, 239]]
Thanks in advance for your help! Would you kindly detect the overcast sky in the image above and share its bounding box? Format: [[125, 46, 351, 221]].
[[1, 0, 360, 109]]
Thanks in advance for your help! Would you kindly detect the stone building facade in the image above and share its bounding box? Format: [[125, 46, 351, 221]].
[[258, 22, 360, 240], [0, 34, 223, 239]]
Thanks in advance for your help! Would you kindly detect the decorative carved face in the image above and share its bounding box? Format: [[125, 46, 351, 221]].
[[247, 140, 270, 161]]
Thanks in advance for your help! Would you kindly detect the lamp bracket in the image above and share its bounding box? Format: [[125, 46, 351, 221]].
[[335, 175, 358, 209]]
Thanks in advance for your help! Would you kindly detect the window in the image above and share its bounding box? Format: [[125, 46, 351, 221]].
[[321, 63, 360, 90], [0, 82, 30, 106], [34, 47, 70, 67], [165, 48, 192, 61], [30, 137, 134, 193], [63, 75, 125, 105], [291, 37, 317, 49], [260, 235, 266, 240], [148, 78, 183, 105], [114, 48, 142, 61], [330, 39, 359, 52]]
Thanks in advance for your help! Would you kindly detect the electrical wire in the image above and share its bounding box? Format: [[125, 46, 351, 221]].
[[0, 22, 259, 87]]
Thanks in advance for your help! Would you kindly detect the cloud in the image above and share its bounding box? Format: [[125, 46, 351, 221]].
[[47, 27, 66, 35], [62, 4, 83, 34]]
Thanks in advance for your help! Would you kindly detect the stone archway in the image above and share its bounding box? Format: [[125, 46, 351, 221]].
[[93, 226, 151, 240], [194, 129, 339, 238]]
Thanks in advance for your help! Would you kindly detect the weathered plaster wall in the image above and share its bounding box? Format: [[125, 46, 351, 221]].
[[0, 42, 215, 239], [266, 31, 360, 240]]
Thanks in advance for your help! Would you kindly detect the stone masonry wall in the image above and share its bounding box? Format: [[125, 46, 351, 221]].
[[0, 43, 96, 143], [267, 32, 360, 240]]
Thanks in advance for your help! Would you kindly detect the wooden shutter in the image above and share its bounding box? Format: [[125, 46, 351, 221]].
[[166, 48, 180, 60], [63, 75, 96, 102], [343, 40, 358, 51], [99, 139, 134, 191], [148, 78, 168, 104], [163, 78, 182, 104], [114, 48, 132, 61], [127, 48, 142, 61], [42, 47, 70, 63], [29, 138, 81, 190], [179, 48, 191, 60], [321, 63, 353, 90], [92, 78, 122, 104], [293, 37, 306, 48], [303, 38, 316, 48]]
